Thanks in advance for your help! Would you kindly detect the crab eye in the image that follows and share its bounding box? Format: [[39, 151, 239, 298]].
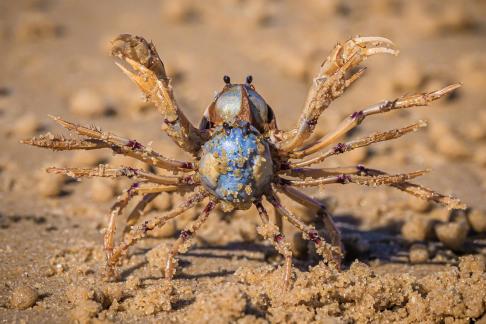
[[215, 86, 242, 122], [246, 87, 268, 125]]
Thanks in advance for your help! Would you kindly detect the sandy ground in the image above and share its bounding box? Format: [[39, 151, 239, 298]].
[[1, 0, 486, 323]]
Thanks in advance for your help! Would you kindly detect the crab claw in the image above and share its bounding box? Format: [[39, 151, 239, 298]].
[[114, 58, 158, 99], [111, 34, 167, 80], [324, 35, 399, 76], [349, 36, 399, 57], [110, 34, 204, 154]]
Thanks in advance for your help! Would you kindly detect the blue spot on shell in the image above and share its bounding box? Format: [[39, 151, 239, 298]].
[[199, 122, 273, 208]]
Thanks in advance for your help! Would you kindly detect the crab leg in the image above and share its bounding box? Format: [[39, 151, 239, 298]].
[[277, 36, 399, 152], [276, 186, 343, 267], [47, 165, 197, 186], [124, 185, 189, 231], [103, 183, 181, 271], [106, 188, 208, 278], [362, 167, 465, 209], [283, 166, 363, 178], [165, 200, 217, 279], [284, 165, 465, 210], [291, 84, 460, 158], [282, 169, 429, 188], [290, 120, 427, 163], [255, 201, 293, 290], [111, 34, 204, 155], [266, 190, 341, 268], [41, 115, 194, 171], [21, 133, 110, 150]]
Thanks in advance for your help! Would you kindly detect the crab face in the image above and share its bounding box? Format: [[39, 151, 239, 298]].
[[199, 121, 274, 210], [199, 82, 277, 133]]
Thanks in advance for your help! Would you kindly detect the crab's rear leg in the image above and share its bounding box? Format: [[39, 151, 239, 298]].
[[282, 169, 429, 187], [164, 200, 217, 280], [103, 183, 187, 278], [111, 34, 204, 155], [106, 188, 208, 279], [291, 84, 461, 159], [266, 189, 341, 269], [255, 201, 293, 290], [123, 184, 190, 232], [283, 165, 465, 210], [277, 186, 344, 268], [277, 36, 399, 152]]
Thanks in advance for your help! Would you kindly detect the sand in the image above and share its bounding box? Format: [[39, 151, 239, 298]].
[[1, 0, 486, 322]]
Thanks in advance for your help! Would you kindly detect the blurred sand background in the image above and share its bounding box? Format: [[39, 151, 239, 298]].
[[1, 0, 486, 322]]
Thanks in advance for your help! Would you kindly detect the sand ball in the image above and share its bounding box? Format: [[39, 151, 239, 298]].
[[473, 148, 486, 167], [89, 179, 115, 203], [146, 242, 170, 270], [409, 244, 429, 264], [69, 88, 107, 118], [401, 215, 432, 242], [10, 285, 38, 310], [467, 209, 486, 233], [462, 121, 486, 142], [70, 151, 104, 168], [435, 133, 470, 159], [152, 193, 173, 211], [149, 220, 177, 239], [407, 196, 432, 213], [234, 218, 258, 242], [125, 276, 141, 291], [37, 173, 64, 197], [343, 147, 368, 164], [70, 300, 102, 323], [14, 12, 61, 42], [435, 221, 468, 251], [459, 255, 485, 275], [161, 0, 200, 24], [393, 59, 423, 91], [13, 113, 43, 137]]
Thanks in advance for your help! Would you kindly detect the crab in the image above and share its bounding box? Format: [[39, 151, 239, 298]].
[[22, 34, 465, 289]]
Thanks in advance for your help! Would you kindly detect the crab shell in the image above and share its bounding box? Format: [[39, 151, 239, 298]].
[[199, 83, 277, 133], [198, 83, 276, 210]]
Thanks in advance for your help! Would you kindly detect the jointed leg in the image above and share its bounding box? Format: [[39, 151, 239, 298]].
[[282, 169, 428, 188], [124, 184, 187, 231], [47, 165, 197, 186], [21, 133, 110, 151], [291, 84, 460, 158], [277, 36, 399, 152], [282, 165, 465, 210], [164, 200, 217, 279], [282, 166, 363, 178], [364, 168, 465, 209], [111, 34, 204, 155], [104, 183, 185, 278], [266, 189, 341, 268], [290, 120, 427, 163], [255, 201, 293, 290], [105, 188, 208, 279], [277, 186, 343, 268], [28, 115, 195, 171], [104, 188, 138, 270]]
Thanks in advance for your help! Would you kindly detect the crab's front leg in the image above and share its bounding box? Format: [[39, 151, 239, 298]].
[[277, 36, 399, 153], [111, 34, 205, 155]]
